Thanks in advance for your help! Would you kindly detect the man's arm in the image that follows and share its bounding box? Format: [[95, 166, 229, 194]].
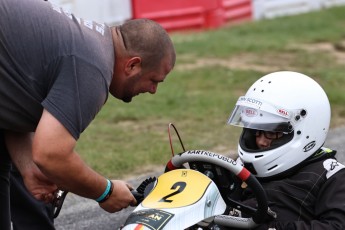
[[5, 131, 57, 202], [6, 132, 34, 173], [33, 109, 135, 212]]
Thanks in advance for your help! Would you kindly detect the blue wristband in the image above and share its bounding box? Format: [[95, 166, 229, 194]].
[[96, 179, 111, 202]]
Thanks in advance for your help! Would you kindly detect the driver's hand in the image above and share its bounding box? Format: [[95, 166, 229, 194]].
[[253, 224, 271, 230], [241, 198, 276, 228], [254, 221, 294, 230], [99, 180, 136, 213]]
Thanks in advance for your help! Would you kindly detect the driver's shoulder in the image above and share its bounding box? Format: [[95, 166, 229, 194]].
[[301, 155, 345, 180], [322, 158, 345, 179], [300, 146, 344, 179]]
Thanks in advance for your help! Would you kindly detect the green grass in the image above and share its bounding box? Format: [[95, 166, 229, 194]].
[[77, 6, 345, 179], [173, 6, 345, 57]]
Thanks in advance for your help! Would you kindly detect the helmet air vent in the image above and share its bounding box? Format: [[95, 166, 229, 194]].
[[300, 109, 307, 117], [268, 165, 278, 171]]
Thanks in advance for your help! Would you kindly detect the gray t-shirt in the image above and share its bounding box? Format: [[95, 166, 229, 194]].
[[0, 0, 114, 139]]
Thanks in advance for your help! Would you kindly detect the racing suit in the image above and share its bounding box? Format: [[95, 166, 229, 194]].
[[237, 148, 345, 230]]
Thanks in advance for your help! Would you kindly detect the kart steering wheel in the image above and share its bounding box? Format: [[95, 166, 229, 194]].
[[163, 150, 274, 229]]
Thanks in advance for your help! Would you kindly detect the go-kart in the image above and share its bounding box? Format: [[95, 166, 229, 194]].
[[120, 124, 276, 230], [52, 123, 276, 229]]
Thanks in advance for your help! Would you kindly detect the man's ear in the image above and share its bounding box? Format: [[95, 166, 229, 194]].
[[124, 57, 142, 76]]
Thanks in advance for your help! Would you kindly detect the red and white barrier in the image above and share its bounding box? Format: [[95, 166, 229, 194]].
[[252, 0, 321, 20], [49, 0, 345, 31], [219, 0, 252, 24], [131, 0, 223, 31]]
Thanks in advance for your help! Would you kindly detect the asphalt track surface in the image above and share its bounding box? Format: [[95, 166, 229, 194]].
[[54, 126, 345, 230]]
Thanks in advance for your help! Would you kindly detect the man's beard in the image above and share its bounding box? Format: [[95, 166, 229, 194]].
[[121, 72, 141, 103], [122, 96, 132, 103]]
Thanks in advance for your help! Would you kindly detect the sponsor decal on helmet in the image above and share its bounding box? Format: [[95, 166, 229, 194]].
[[245, 108, 257, 117], [303, 141, 316, 152], [238, 97, 263, 107], [277, 109, 289, 117]]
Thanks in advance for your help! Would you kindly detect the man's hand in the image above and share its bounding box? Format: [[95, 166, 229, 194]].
[[5, 131, 58, 203], [99, 180, 136, 213], [22, 163, 58, 203]]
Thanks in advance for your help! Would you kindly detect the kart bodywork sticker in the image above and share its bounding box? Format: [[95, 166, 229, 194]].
[[142, 169, 212, 209], [124, 209, 174, 230]]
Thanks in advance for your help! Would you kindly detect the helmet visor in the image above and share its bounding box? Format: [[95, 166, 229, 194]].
[[227, 96, 296, 133]]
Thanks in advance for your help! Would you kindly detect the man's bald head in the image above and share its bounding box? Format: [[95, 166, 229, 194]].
[[119, 19, 176, 71]]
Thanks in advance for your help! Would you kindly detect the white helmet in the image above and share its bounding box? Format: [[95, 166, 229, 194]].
[[227, 71, 331, 179]]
